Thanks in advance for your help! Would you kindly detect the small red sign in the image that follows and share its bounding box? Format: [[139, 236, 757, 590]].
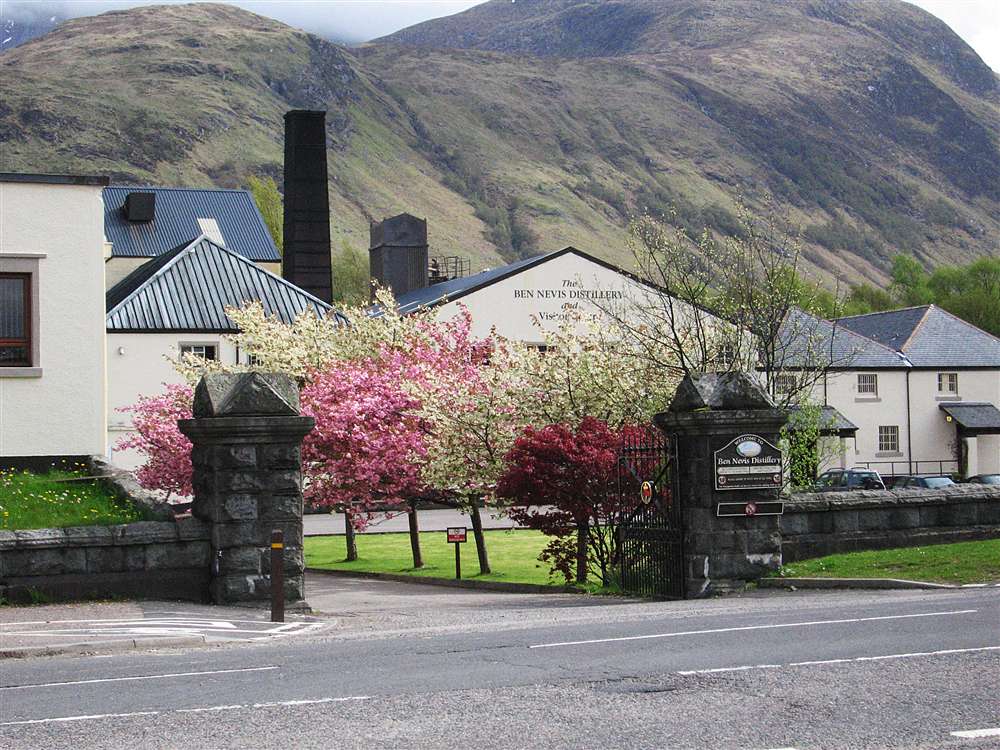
[[640, 481, 654, 504], [447, 527, 467, 543], [745, 502, 757, 517]]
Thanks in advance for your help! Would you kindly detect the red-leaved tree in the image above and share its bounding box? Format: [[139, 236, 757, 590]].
[[496, 417, 640, 585]]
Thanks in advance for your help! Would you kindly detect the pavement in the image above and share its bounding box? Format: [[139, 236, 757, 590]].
[[0, 599, 331, 658], [0, 577, 998, 749], [303, 507, 537, 536]]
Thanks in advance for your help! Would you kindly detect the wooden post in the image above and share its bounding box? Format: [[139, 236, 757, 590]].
[[270, 529, 284, 623]]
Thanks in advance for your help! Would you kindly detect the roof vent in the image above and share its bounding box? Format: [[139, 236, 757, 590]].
[[123, 192, 155, 222]]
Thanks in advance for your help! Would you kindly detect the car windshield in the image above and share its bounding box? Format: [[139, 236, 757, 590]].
[[815, 473, 842, 487], [923, 477, 954, 488], [975, 475, 1000, 485]]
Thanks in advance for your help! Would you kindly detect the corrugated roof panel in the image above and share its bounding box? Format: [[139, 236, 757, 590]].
[[104, 186, 281, 262], [106, 237, 332, 332]]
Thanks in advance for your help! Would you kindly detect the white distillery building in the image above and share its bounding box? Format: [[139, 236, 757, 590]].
[[0, 173, 110, 460], [371, 213, 701, 344]]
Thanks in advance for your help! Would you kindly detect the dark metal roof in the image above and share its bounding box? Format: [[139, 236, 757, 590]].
[[778, 308, 909, 369], [106, 236, 331, 332], [837, 305, 1000, 368], [1, 172, 109, 186], [939, 402, 1000, 435], [104, 186, 280, 262], [787, 405, 859, 437], [395, 252, 551, 314]]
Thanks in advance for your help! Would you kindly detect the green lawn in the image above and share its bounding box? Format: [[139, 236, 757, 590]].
[[778, 539, 1000, 585], [0, 468, 142, 530], [305, 529, 571, 587]]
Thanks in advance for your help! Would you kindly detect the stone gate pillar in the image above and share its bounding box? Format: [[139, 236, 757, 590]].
[[178, 373, 315, 608], [655, 372, 788, 598]]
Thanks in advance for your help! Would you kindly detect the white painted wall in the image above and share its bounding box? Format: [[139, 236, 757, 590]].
[[107, 333, 240, 469], [0, 180, 107, 457], [818, 368, 1000, 477]]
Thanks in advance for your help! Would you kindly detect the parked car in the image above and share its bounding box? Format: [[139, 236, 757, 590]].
[[967, 474, 1000, 485], [812, 469, 886, 491], [893, 475, 955, 489]]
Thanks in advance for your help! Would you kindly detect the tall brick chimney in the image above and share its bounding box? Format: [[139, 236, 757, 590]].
[[369, 213, 429, 299], [282, 110, 333, 304]]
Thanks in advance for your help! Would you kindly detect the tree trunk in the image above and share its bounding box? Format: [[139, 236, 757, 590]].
[[344, 509, 358, 562], [575, 521, 589, 585], [469, 500, 491, 575], [407, 500, 423, 568]]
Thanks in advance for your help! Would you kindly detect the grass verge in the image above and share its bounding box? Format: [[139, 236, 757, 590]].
[[0, 468, 142, 530], [777, 539, 1000, 585], [305, 528, 582, 588]]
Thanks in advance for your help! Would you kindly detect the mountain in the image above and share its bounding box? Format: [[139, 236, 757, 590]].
[[1, 8, 63, 51], [2, 1, 999, 284]]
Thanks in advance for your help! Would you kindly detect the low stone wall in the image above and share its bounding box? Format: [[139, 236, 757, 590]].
[[0, 518, 211, 603], [782, 484, 1000, 562]]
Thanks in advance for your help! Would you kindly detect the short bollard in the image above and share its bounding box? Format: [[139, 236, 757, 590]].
[[271, 529, 284, 623], [447, 527, 467, 580]]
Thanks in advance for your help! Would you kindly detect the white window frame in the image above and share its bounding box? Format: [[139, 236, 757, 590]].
[[0, 254, 44, 378], [857, 373, 878, 396], [937, 372, 958, 394], [774, 373, 797, 394], [179, 342, 218, 361], [878, 425, 900, 454]]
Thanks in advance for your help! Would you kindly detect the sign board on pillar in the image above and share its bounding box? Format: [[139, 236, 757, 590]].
[[717, 501, 784, 517], [714, 434, 782, 491], [447, 527, 468, 543]]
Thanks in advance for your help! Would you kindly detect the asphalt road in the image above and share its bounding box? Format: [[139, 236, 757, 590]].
[[1, 585, 998, 749], [303, 507, 534, 536]]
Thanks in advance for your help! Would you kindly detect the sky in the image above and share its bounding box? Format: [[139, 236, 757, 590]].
[[1, 0, 998, 71]]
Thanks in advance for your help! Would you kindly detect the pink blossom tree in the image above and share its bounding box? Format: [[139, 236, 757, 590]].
[[115, 384, 194, 500], [299, 357, 429, 561]]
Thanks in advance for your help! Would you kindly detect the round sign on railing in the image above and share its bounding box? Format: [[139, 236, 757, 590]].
[[640, 481, 654, 504]]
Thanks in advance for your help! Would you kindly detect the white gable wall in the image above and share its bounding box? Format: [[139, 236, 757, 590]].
[[430, 251, 690, 342], [107, 333, 238, 469], [0, 181, 107, 457]]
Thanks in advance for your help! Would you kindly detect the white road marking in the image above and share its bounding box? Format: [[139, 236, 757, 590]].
[[951, 727, 1000, 739], [530, 609, 978, 649], [677, 645, 1000, 676], [0, 697, 372, 726], [0, 711, 159, 726], [1, 619, 325, 640], [0, 666, 279, 691]]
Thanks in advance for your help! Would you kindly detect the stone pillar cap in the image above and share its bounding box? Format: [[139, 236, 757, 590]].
[[193, 372, 300, 418], [667, 372, 775, 412]]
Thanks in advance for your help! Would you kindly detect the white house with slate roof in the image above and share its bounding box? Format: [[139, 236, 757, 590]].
[[785, 305, 1000, 480], [105, 235, 331, 469]]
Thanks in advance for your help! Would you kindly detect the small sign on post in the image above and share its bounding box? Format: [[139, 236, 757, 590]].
[[447, 527, 467, 579]]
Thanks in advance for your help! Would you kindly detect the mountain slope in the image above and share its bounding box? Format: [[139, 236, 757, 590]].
[[2, 1, 998, 284]]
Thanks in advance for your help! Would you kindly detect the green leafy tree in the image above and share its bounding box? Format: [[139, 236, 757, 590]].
[[890, 255, 933, 306], [843, 283, 894, 316], [247, 175, 283, 255], [331, 242, 371, 306]]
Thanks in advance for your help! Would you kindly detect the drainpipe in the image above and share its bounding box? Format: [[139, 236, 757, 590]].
[[905, 367, 913, 474]]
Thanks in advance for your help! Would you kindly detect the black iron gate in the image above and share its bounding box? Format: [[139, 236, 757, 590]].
[[617, 430, 685, 599]]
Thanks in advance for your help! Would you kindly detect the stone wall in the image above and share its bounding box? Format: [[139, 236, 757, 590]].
[[0, 517, 210, 603], [781, 484, 1000, 562]]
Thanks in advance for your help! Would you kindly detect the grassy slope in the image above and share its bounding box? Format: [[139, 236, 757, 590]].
[[779, 539, 1000, 585], [2, 1, 999, 283], [0, 469, 142, 530], [305, 529, 562, 587]]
